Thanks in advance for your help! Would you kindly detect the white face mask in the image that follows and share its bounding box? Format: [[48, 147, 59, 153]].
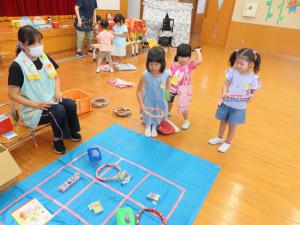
[[28, 45, 44, 57]]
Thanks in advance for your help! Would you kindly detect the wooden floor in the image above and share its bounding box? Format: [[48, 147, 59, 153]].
[[0, 43, 300, 225]]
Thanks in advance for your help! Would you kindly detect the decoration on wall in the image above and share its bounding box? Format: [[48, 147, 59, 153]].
[[236, 0, 300, 29], [276, 0, 286, 24], [266, 0, 274, 20], [287, 0, 300, 13]]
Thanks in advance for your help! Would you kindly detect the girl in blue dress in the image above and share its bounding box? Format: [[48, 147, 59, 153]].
[[137, 47, 170, 137]]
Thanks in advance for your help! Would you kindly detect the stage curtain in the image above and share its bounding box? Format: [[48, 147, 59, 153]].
[[0, 0, 76, 17]]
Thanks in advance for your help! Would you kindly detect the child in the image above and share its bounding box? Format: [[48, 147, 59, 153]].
[[96, 20, 114, 73], [111, 14, 128, 65], [137, 47, 170, 137], [168, 44, 202, 130], [94, 15, 102, 32], [209, 48, 262, 153]]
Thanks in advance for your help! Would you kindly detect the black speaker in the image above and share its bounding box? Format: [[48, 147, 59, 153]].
[[162, 13, 174, 32]]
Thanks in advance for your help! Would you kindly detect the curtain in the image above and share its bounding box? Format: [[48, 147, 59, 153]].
[[0, 0, 76, 17]]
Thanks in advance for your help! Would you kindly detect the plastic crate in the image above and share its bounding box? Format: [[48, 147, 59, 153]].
[[62, 89, 92, 115]]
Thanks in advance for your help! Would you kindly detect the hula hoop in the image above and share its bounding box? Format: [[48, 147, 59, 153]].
[[144, 107, 164, 119], [96, 164, 121, 181], [136, 208, 166, 225], [223, 94, 250, 102], [92, 98, 109, 108]]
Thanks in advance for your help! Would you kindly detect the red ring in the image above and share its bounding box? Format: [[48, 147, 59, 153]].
[[135, 208, 167, 225], [96, 164, 121, 181]]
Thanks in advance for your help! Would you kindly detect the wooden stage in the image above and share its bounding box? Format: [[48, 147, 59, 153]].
[[0, 19, 76, 55]]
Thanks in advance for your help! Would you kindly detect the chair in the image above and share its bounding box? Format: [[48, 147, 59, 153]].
[[0, 103, 49, 151]]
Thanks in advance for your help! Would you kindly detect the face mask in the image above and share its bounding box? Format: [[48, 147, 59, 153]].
[[29, 45, 44, 57]]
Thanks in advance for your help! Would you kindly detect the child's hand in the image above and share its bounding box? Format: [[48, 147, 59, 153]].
[[141, 105, 146, 113], [141, 105, 151, 117], [222, 92, 227, 99], [247, 94, 255, 103]]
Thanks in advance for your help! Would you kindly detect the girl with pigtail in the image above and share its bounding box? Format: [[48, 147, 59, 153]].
[[209, 48, 262, 153]]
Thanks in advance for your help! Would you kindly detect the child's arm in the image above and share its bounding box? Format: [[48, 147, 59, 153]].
[[114, 32, 128, 37], [193, 48, 202, 67], [166, 71, 171, 90], [248, 89, 257, 103], [96, 33, 100, 42], [221, 80, 230, 98], [136, 76, 146, 111], [114, 26, 128, 37]]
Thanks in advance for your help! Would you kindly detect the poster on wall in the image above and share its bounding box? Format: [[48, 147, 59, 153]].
[[97, 0, 120, 10], [233, 0, 300, 29]]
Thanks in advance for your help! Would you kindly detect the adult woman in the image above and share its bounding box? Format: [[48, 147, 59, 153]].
[[8, 25, 81, 154]]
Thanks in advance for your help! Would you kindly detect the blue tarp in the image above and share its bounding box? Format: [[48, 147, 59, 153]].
[[0, 124, 220, 225]]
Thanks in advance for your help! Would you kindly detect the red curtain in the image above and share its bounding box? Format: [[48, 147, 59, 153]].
[[0, 0, 76, 17]]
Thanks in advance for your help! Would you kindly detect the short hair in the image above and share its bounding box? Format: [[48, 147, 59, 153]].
[[113, 13, 125, 23], [96, 15, 102, 23], [174, 43, 191, 62], [146, 46, 166, 73], [100, 20, 109, 29]]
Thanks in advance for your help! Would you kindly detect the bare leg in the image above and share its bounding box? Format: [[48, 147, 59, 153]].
[[108, 54, 113, 72], [168, 102, 173, 112], [135, 43, 138, 55], [181, 111, 191, 130], [183, 111, 189, 120], [218, 120, 228, 138], [226, 123, 237, 143], [131, 44, 135, 56]]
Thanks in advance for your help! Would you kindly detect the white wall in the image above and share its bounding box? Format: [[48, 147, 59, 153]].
[[97, 0, 120, 10], [127, 0, 141, 18]]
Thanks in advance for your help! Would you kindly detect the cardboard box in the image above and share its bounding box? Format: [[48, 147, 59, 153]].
[[0, 148, 21, 192]]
